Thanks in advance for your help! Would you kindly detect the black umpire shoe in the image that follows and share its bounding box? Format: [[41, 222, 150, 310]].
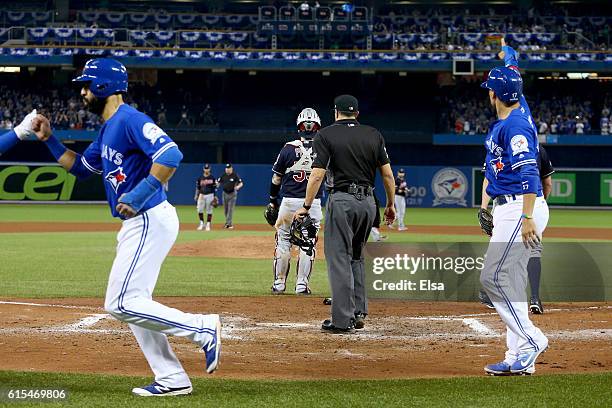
[[354, 313, 366, 329], [321, 319, 356, 334], [530, 297, 544, 314]]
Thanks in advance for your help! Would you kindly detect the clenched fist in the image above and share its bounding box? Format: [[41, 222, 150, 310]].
[[32, 114, 53, 141]]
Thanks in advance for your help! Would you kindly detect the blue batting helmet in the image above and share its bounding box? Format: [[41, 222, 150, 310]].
[[480, 66, 522, 104], [72, 58, 128, 98]]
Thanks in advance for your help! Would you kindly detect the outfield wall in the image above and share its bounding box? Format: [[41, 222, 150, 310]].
[[2, 162, 611, 208]]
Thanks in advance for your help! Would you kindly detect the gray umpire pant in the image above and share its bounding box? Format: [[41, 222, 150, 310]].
[[325, 191, 376, 329], [223, 191, 237, 226]]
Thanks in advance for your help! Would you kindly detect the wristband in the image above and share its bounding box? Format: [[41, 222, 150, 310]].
[[521, 214, 533, 219], [45, 135, 68, 161], [119, 174, 162, 213], [303, 203, 311, 210]]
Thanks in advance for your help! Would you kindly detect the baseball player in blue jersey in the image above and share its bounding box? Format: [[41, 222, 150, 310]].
[[478, 42, 550, 376], [0, 110, 38, 155], [268, 108, 323, 295], [31, 58, 221, 396]]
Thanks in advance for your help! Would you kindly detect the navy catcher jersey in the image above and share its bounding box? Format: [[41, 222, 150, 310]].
[[272, 138, 323, 199], [80, 104, 176, 218], [197, 175, 216, 194], [484, 106, 542, 198], [395, 177, 408, 197]]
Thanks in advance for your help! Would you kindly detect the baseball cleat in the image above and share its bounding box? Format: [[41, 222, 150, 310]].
[[510, 345, 548, 374], [295, 286, 312, 295], [323, 297, 332, 305], [271, 286, 285, 295], [478, 290, 495, 309], [197, 222, 204, 231], [321, 319, 356, 334], [529, 297, 544, 314], [398, 226, 408, 231], [484, 361, 534, 376], [132, 382, 192, 397], [205, 222, 211, 232], [202, 315, 221, 374], [354, 313, 366, 329]]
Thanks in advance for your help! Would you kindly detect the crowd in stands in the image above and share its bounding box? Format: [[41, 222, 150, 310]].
[[1, 5, 610, 51], [0, 86, 102, 131], [0, 84, 217, 132], [439, 81, 609, 135]]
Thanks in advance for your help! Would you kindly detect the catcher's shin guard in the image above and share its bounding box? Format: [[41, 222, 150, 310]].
[[272, 231, 291, 292], [296, 246, 315, 294]]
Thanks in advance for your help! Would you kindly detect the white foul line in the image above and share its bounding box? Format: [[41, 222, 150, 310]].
[[0, 300, 101, 311]]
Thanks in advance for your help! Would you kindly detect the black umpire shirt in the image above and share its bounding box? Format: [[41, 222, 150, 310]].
[[538, 145, 555, 178], [217, 173, 242, 194], [312, 119, 390, 189]]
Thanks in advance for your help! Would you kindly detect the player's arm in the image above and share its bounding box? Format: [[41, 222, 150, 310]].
[[270, 148, 290, 206], [0, 109, 38, 155], [541, 176, 552, 199], [506, 126, 541, 247], [380, 164, 396, 225], [481, 178, 491, 208], [194, 179, 200, 201], [32, 114, 102, 179], [235, 177, 244, 192]]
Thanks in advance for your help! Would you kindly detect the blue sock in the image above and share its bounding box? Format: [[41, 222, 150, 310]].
[[527, 257, 541, 299]]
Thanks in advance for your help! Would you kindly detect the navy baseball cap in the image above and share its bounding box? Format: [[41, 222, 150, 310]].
[[203, 163, 210, 169], [398, 168, 405, 173], [334, 94, 358, 113], [225, 163, 232, 168]]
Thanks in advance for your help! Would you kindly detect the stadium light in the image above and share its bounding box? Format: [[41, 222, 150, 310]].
[[0, 66, 20, 73]]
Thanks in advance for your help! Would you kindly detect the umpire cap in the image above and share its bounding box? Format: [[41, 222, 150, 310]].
[[73, 58, 128, 99], [334, 94, 359, 114], [480, 66, 522, 104]]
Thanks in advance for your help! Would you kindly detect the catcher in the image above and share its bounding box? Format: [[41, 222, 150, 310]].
[[194, 163, 218, 231], [264, 108, 323, 295]]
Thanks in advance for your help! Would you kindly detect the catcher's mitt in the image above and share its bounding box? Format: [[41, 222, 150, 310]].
[[264, 203, 279, 226], [289, 214, 318, 256], [478, 208, 494, 236], [212, 196, 219, 208]]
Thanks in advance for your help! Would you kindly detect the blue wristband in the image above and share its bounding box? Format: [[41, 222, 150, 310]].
[[119, 174, 162, 213], [45, 135, 68, 161], [0, 130, 20, 155]]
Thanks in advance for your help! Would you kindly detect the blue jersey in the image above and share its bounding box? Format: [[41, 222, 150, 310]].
[[484, 106, 542, 198], [80, 104, 177, 218], [272, 137, 323, 199]]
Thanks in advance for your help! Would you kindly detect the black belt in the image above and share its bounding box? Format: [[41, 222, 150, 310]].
[[494, 194, 517, 206], [330, 184, 373, 200]]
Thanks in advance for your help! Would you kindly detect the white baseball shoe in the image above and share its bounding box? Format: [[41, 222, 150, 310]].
[[197, 221, 204, 231], [132, 382, 192, 397], [205, 222, 211, 231]]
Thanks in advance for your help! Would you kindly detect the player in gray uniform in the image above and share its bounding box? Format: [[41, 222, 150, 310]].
[[269, 108, 323, 295], [195, 164, 217, 231]]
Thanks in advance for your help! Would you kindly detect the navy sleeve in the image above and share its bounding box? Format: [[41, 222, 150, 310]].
[[272, 145, 292, 175]]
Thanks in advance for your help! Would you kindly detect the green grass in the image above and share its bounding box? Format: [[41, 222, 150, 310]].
[[0, 371, 609, 408], [1, 204, 611, 228]]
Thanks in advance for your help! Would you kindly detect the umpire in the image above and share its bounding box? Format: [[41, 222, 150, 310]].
[[294, 95, 396, 333]]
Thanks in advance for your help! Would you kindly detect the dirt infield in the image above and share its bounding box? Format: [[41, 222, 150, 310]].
[[0, 297, 609, 379], [2, 221, 612, 240]]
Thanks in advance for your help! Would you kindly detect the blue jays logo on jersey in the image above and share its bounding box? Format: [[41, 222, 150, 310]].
[[106, 166, 127, 194], [489, 156, 505, 177]]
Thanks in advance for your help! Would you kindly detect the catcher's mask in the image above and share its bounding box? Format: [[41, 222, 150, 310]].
[[289, 215, 318, 256]]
